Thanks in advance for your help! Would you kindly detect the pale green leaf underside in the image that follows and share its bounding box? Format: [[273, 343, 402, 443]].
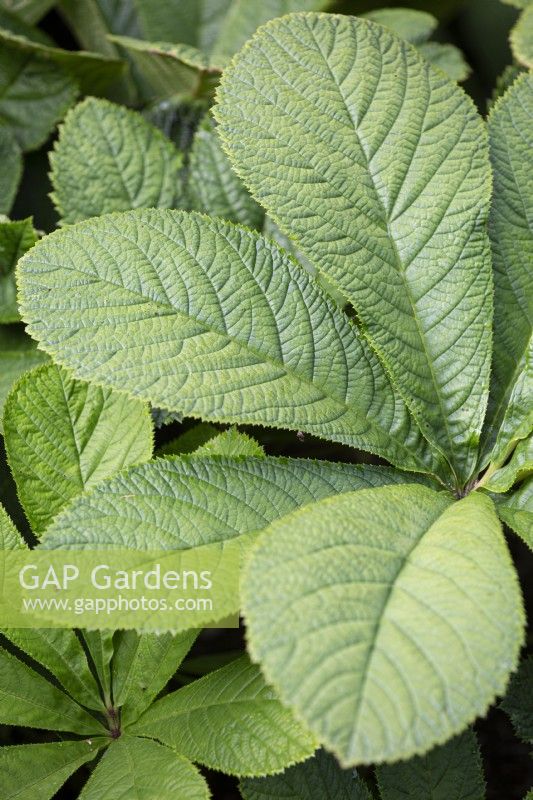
[[493, 476, 533, 550], [484, 72, 533, 468], [485, 434, 532, 492], [4, 362, 153, 535], [19, 209, 441, 473], [79, 736, 209, 800], [376, 729, 485, 800], [215, 13, 493, 483], [511, 6, 533, 68], [0, 327, 49, 434], [50, 97, 184, 224], [243, 485, 523, 765], [500, 656, 533, 743], [37, 454, 432, 551], [131, 655, 317, 776], [0, 216, 36, 323], [362, 8, 437, 44], [0, 128, 22, 215], [240, 748, 372, 799], [0, 740, 102, 800]]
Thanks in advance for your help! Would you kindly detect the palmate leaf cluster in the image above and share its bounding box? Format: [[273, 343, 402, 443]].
[[0, 1, 531, 799]]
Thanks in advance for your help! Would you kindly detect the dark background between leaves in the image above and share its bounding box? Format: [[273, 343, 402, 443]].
[[1, 0, 531, 798]]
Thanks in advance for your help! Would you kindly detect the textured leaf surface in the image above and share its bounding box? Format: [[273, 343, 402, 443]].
[[38, 455, 431, 551], [511, 6, 533, 68], [485, 73, 533, 467], [376, 729, 485, 800], [240, 748, 371, 799], [0, 217, 35, 323], [82, 630, 114, 705], [0, 500, 24, 548], [18, 209, 440, 474], [4, 363, 153, 535], [187, 115, 264, 228], [501, 656, 533, 742], [0, 326, 48, 434], [243, 486, 524, 764], [362, 8, 437, 44], [418, 42, 470, 82], [215, 13, 493, 483], [195, 428, 265, 457], [0, 740, 102, 800], [156, 422, 219, 456], [485, 434, 532, 492], [131, 655, 317, 776], [0, 645, 104, 733], [494, 477, 533, 549], [79, 736, 209, 800], [0, 128, 22, 215], [50, 98, 183, 224]]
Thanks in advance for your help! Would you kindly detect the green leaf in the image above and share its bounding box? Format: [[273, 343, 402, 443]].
[[82, 630, 114, 706], [0, 40, 77, 151], [0, 500, 25, 548], [38, 455, 433, 551], [156, 423, 219, 456], [0, 0, 55, 24], [18, 209, 441, 474], [0, 326, 49, 434], [50, 98, 184, 224], [4, 363, 153, 535], [130, 655, 317, 776], [418, 42, 471, 82], [485, 434, 532, 492], [362, 8, 437, 44], [243, 485, 524, 765], [187, 115, 264, 228], [376, 729, 485, 800], [493, 476, 533, 549], [484, 73, 533, 468], [0, 216, 36, 323], [79, 736, 209, 800], [0, 740, 102, 800], [240, 748, 372, 799], [501, 656, 533, 742], [112, 629, 197, 724], [195, 428, 265, 457], [133, 0, 232, 50], [511, 6, 533, 68], [215, 13, 493, 484], [0, 645, 105, 733], [0, 128, 22, 215]]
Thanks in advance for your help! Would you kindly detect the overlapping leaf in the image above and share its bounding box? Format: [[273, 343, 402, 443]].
[[493, 476, 533, 549], [0, 128, 22, 215], [0, 326, 48, 433], [0, 216, 36, 323], [501, 656, 533, 742]]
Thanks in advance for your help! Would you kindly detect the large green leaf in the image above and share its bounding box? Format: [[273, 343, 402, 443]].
[[511, 6, 533, 68], [0, 740, 103, 800], [0, 216, 36, 323], [243, 485, 524, 765], [501, 656, 533, 743], [4, 363, 153, 535], [215, 13, 493, 484], [484, 73, 533, 468], [130, 655, 317, 776], [240, 748, 372, 799], [0, 326, 48, 433], [18, 209, 441, 474], [0, 645, 105, 733], [37, 455, 432, 550], [493, 476, 533, 550], [0, 128, 22, 215], [376, 729, 485, 799], [50, 98, 184, 224], [79, 736, 209, 800]]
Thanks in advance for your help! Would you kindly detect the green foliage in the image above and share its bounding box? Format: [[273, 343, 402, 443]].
[[493, 477, 533, 548], [0, 128, 22, 215], [501, 656, 533, 742], [511, 5, 533, 68], [0, 326, 48, 433], [0, 216, 36, 323]]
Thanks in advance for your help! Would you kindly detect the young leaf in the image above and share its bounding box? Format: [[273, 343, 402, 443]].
[[0, 646, 105, 733], [50, 98, 184, 224], [493, 477, 533, 550], [130, 655, 317, 776], [37, 455, 432, 551], [501, 656, 533, 742], [78, 736, 209, 800], [376, 728, 485, 800], [417, 42, 471, 82], [0, 128, 22, 215], [187, 115, 264, 228], [18, 209, 441, 474], [240, 748, 372, 799], [0, 739, 102, 800], [112, 629, 197, 724], [0, 216, 36, 323], [215, 13, 493, 483], [484, 434, 532, 492], [4, 363, 153, 535], [194, 428, 265, 457], [0, 326, 48, 433], [243, 485, 524, 765], [362, 8, 437, 44], [511, 6, 533, 68], [484, 73, 533, 468]]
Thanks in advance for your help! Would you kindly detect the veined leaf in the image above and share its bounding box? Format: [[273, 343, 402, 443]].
[[511, 6, 533, 68], [4, 363, 153, 535], [501, 656, 533, 742], [50, 98, 184, 224], [0, 128, 22, 215], [38, 455, 433, 551], [0, 326, 49, 434], [243, 485, 524, 765], [0, 500, 25, 548], [82, 630, 114, 706], [484, 73, 533, 468], [215, 13, 493, 484], [0, 216, 36, 323], [195, 428, 265, 457], [155, 422, 219, 456], [362, 8, 437, 44], [376, 729, 485, 800], [130, 655, 317, 776], [493, 476, 533, 550], [0, 740, 102, 800], [0, 645, 105, 733], [418, 42, 470, 82], [485, 434, 532, 492], [79, 736, 209, 800], [187, 115, 264, 228], [240, 748, 372, 799], [18, 209, 441, 474], [112, 629, 197, 724]]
